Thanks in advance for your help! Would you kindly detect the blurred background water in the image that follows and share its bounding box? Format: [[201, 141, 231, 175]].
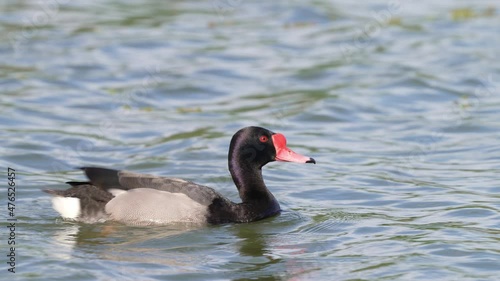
[[1, 0, 499, 280]]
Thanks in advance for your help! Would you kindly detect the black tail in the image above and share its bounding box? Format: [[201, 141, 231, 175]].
[[80, 167, 123, 189]]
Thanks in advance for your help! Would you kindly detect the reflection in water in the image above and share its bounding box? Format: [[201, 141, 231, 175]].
[[229, 210, 357, 281], [232, 224, 283, 281], [50, 223, 81, 261], [51, 222, 205, 266]]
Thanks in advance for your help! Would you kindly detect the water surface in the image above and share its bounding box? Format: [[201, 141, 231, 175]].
[[1, 1, 499, 280]]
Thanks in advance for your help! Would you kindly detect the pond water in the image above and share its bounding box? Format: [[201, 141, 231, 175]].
[[1, 0, 499, 280]]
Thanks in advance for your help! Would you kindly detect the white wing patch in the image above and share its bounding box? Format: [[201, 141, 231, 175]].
[[105, 188, 208, 225], [108, 188, 127, 197], [51, 197, 81, 219]]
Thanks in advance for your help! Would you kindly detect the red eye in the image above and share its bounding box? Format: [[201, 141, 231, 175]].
[[259, 135, 269, 143]]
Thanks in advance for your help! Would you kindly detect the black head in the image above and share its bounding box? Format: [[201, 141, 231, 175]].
[[228, 126, 315, 169], [227, 126, 315, 204]]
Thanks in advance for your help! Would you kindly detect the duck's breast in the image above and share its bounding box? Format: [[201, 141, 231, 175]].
[[105, 188, 209, 225]]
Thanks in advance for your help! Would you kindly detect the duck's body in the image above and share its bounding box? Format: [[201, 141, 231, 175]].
[[44, 126, 315, 225]]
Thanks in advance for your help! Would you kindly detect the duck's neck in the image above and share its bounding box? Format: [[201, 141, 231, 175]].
[[228, 155, 274, 203]]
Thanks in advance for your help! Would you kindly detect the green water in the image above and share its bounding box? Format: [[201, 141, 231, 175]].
[[1, 1, 499, 280]]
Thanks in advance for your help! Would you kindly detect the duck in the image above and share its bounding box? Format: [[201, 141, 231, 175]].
[[44, 126, 315, 225]]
